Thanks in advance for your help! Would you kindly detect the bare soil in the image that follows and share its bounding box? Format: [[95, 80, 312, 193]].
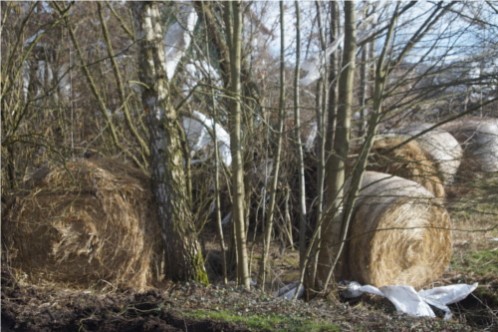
[[2, 264, 496, 332]]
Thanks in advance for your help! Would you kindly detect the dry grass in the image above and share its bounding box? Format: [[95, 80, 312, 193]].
[[396, 123, 462, 185], [446, 172, 498, 274], [2, 158, 163, 290], [366, 135, 446, 199]]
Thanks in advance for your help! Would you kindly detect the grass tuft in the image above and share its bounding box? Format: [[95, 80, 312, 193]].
[[185, 309, 340, 332]]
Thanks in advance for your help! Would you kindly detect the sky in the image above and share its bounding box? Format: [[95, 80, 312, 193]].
[[250, 1, 498, 66]]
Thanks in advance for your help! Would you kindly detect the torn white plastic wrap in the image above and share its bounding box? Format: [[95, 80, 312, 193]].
[[275, 282, 304, 300], [182, 60, 222, 96], [343, 281, 478, 320], [299, 36, 344, 86], [182, 110, 232, 167], [163, 3, 198, 80]]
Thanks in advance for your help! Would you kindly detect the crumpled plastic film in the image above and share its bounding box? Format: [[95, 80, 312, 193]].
[[343, 281, 478, 319]]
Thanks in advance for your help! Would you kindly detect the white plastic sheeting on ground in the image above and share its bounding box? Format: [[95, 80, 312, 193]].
[[343, 281, 478, 320], [274, 282, 305, 300], [182, 110, 232, 167], [275, 281, 478, 319]]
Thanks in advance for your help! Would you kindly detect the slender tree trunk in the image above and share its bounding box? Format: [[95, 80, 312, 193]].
[[54, 1, 143, 168], [224, 1, 251, 290], [317, 0, 356, 292], [358, 42, 369, 138], [133, 2, 208, 284], [294, 1, 308, 271], [308, 0, 329, 288], [257, 1, 286, 289], [98, 3, 149, 160], [336, 4, 402, 280], [210, 68, 228, 287], [325, 1, 340, 153]]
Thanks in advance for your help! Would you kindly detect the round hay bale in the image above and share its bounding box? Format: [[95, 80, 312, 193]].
[[367, 135, 446, 199], [2, 158, 163, 289], [396, 123, 462, 185], [440, 117, 498, 173], [344, 171, 452, 288]]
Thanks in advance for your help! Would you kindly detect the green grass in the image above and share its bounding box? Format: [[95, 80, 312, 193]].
[[449, 172, 498, 214], [184, 309, 340, 332], [451, 248, 498, 278]]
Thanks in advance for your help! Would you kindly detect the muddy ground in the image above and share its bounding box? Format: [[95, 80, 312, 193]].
[[2, 264, 497, 332]]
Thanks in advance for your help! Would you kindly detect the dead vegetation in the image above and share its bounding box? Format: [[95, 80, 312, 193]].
[[366, 135, 446, 199], [396, 123, 463, 185], [343, 171, 452, 288], [2, 158, 163, 290], [0, 267, 483, 332]]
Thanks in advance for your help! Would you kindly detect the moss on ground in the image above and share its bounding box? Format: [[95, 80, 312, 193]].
[[451, 248, 498, 278], [185, 309, 340, 332]]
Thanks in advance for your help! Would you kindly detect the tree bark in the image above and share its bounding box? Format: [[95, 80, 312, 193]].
[[132, 2, 208, 284], [317, 0, 356, 292], [257, 0, 286, 289], [293, 1, 308, 271], [224, 1, 251, 290]]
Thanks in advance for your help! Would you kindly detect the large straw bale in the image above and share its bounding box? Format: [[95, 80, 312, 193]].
[[396, 123, 462, 185], [2, 158, 163, 289], [440, 117, 498, 173], [343, 171, 452, 288], [367, 135, 445, 199]]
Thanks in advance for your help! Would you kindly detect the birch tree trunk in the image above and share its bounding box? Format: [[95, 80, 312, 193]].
[[133, 2, 208, 284]]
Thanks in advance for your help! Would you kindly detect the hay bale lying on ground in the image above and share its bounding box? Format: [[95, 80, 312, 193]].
[[343, 171, 452, 288], [366, 135, 445, 199], [440, 117, 498, 173], [2, 158, 163, 290], [396, 123, 462, 185]]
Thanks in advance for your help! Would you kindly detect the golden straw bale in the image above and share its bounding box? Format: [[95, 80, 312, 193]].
[[367, 135, 446, 199], [440, 117, 498, 173], [396, 123, 462, 185], [343, 171, 452, 288], [2, 158, 163, 290]]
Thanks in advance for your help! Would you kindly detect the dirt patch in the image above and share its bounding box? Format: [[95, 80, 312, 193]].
[[3, 265, 491, 332], [1, 269, 248, 332]]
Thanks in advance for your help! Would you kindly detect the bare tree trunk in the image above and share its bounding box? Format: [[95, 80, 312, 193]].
[[358, 42, 369, 138], [308, 0, 329, 289], [210, 67, 229, 286], [328, 4, 402, 288], [325, 1, 340, 153], [132, 2, 208, 284], [97, 3, 149, 160], [224, 1, 251, 290], [257, 0, 287, 289], [317, 0, 356, 292], [293, 1, 308, 271]]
